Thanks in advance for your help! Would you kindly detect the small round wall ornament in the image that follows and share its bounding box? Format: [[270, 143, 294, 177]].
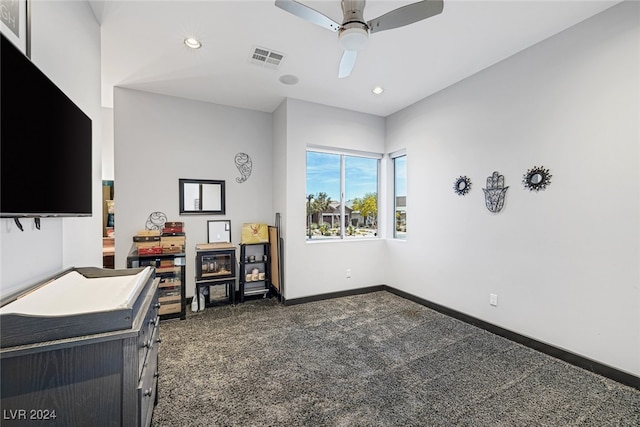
[[453, 176, 472, 196], [523, 166, 552, 191], [145, 211, 167, 230]]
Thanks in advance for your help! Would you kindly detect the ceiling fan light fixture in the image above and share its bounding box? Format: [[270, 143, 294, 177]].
[[184, 37, 202, 49], [338, 26, 369, 52]]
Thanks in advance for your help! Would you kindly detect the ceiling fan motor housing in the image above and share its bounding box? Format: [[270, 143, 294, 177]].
[[339, 22, 369, 51], [339, 0, 369, 51]]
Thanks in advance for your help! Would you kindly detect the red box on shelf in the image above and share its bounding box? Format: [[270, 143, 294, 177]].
[[138, 246, 162, 255], [162, 222, 183, 234]]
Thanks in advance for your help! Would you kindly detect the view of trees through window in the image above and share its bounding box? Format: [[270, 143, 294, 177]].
[[394, 155, 407, 239], [306, 150, 379, 239]]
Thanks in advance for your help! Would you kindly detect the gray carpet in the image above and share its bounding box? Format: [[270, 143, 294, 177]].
[[151, 291, 639, 426]]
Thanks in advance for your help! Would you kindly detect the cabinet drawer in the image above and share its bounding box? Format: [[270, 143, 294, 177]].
[[137, 315, 159, 378], [158, 302, 181, 315], [137, 287, 159, 378], [138, 327, 159, 427]]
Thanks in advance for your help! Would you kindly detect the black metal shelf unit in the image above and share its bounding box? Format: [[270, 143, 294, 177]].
[[194, 244, 236, 309], [239, 243, 271, 303], [127, 244, 186, 320]]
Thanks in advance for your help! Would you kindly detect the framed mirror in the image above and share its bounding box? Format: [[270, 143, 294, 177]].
[[208, 220, 231, 243], [179, 179, 226, 215], [522, 166, 552, 192], [453, 176, 472, 196]]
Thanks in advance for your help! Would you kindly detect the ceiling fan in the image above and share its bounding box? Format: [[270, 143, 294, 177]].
[[275, 0, 444, 78]]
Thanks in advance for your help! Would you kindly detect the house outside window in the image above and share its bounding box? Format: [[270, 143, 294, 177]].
[[306, 149, 380, 240]]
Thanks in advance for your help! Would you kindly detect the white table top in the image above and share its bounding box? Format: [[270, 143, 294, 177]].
[[0, 267, 152, 316]]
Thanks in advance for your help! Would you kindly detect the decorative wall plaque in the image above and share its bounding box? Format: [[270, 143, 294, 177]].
[[145, 211, 167, 230], [234, 152, 252, 183], [482, 171, 508, 213], [523, 166, 552, 191], [453, 176, 472, 196]]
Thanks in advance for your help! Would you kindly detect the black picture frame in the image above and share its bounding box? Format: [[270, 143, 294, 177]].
[[179, 179, 226, 215]]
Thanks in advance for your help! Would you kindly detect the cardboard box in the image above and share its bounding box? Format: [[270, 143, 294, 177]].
[[161, 236, 186, 245], [241, 223, 269, 244], [135, 241, 160, 249], [195, 243, 235, 251], [162, 246, 183, 254], [133, 235, 161, 243], [137, 230, 161, 237]]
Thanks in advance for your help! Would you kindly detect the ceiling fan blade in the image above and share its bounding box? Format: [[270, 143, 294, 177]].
[[367, 0, 443, 34], [275, 0, 341, 32], [338, 50, 358, 79]]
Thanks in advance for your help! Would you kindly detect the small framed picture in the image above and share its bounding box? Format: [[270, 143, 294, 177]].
[[1, 0, 29, 55], [207, 220, 231, 243]]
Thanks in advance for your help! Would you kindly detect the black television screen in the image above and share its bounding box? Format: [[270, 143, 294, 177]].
[[1, 33, 92, 218]]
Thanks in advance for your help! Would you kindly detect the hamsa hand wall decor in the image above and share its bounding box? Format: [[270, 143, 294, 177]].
[[482, 171, 508, 213]]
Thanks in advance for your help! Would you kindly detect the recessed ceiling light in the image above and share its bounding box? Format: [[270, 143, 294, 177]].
[[279, 74, 299, 85], [184, 38, 202, 49], [372, 86, 384, 95]]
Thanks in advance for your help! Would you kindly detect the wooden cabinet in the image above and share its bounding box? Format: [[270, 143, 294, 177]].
[[127, 245, 186, 320], [239, 243, 271, 302], [0, 267, 160, 427]]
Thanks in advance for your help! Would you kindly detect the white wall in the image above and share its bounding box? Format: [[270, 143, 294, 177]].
[[280, 99, 388, 300], [113, 88, 273, 298], [385, 1, 639, 376], [0, 1, 102, 296], [102, 107, 114, 181], [272, 101, 287, 230]]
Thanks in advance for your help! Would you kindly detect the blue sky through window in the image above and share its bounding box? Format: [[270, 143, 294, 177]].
[[395, 155, 407, 197], [306, 151, 378, 201], [345, 156, 378, 200], [306, 152, 340, 199]]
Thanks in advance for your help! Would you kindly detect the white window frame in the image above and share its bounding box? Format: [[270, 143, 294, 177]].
[[390, 149, 407, 240], [306, 146, 382, 241]]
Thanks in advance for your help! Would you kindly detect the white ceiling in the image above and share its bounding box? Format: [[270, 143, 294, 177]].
[[90, 0, 620, 117]]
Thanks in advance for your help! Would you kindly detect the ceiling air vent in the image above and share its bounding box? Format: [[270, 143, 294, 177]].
[[250, 46, 285, 70]]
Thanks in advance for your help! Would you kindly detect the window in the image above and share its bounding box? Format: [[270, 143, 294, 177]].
[[306, 149, 380, 240], [393, 154, 407, 239]]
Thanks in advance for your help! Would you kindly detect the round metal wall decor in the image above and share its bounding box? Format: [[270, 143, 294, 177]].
[[523, 166, 552, 191], [453, 176, 472, 196], [145, 211, 167, 230]]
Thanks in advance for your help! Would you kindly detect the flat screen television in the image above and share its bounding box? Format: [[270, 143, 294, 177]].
[[1, 33, 92, 218]]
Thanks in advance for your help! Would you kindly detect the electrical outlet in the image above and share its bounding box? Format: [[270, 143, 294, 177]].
[[346, 269, 351, 278], [489, 293, 498, 307]]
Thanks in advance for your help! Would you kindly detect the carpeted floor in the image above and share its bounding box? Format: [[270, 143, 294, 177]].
[[151, 291, 639, 426]]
